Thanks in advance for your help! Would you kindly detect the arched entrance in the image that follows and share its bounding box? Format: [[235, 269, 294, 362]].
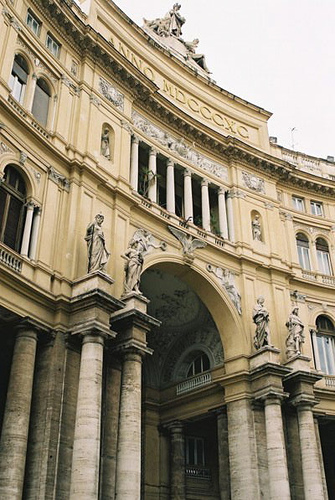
[[140, 262, 235, 500]]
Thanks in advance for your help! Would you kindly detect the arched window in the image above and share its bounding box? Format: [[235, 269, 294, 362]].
[[296, 232, 311, 270], [0, 165, 26, 251], [316, 238, 332, 275], [9, 54, 29, 104], [313, 315, 335, 375], [31, 78, 51, 127], [187, 352, 210, 378]]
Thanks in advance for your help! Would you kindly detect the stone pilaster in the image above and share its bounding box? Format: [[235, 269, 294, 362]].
[[0, 322, 39, 500], [216, 408, 230, 500], [110, 293, 160, 500], [168, 421, 186, 500]]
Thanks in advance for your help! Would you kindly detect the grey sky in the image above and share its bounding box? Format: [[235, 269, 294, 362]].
[[113, 0, 335, 160]]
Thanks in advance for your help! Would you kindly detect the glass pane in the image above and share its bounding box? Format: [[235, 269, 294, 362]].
[[32, 80, 50, 126], [3, 197, 23, 250]]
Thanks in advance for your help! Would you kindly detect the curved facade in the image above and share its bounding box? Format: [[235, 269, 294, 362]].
[[0, 0, 335, 498]]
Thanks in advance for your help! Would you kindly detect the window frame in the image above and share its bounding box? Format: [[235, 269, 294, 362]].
[[312, 316, 335, 375], [292, 196, 305, 212], [310, 201, 324, 216], [187, 352, 210, 378], [9, 54, 29, 105], [185, 436, 205, 466], [46, 33, 60, 58], [26, 9, 41, 36], [296, 233, 311, 270], [316, 238, 332, 276], [0, 165, 26, 252]]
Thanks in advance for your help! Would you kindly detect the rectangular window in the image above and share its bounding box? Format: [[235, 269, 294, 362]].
[[317, 250, 332, 275], [185, 437, 205, 466], [292, 196, 305, 211], [310, 201, 323, 216], [26, 10, 41, 36], [46, 33, 60, 57], [315, 334, 335, 375]]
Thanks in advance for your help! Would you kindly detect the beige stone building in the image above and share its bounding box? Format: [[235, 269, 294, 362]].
[[0, 0, 334, 498]]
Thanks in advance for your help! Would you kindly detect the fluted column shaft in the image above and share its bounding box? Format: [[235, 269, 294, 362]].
[[130, 135, 139, 190], [70, 333, 104, 500], [148, 148, 157, 202], [166, 159, 175, 213], [183, 169, 193, 222], [0, 328, 38, 500], [297, 404, 325, 499], [21, 202, 35, 256], [115, 349, 143, 500], [169, 421, 186, 500], [218, 188, 229, 238], [201, 179, 210, 231], [264, 398, 290, 500]]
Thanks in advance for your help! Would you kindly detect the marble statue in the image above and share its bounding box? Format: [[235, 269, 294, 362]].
[[252, 215, 262, 241], [123, 239, 145, 295], [252, 296, 271, 349], [122, 229, 166, 295], [85, 213, 110, 273], [285, 307, 305, 358], [143, 3, 185, 38], [183, 38, 210, 73], [100, 128, 110, 159], [168, 225, 207, 256]]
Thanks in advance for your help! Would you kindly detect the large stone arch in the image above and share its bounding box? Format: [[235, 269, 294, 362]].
[[140, 258, 248, 388]]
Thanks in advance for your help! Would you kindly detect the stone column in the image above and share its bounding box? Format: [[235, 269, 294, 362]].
[[20, 201, 35, 256], [166, 159, 175, 213], [115, 348, 144, 500], [226, 191, 235, 242], [148, 147, 157, 203], [295, 402, 325, 499], [28, 207, 42, 259], [69, 333, 105, 500], [130, 135, 139, 191], [217, 409, 230, 500], [218, 187, 229, 239], [227, 398, 260, 499], [169, 421, 186, 500], [314, 417, 329, 499], [101, 356, 122, 500], [0, 326, 38, 500], [201, 179, 210, 231], [263, 396, 291, 500], [183, 169, 193, 222]]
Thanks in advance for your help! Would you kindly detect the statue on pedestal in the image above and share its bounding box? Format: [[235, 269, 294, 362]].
[[252, 296, 271, 349], [85, 213, 110, 273], [100, 128, 110, 159], [285, 307, 305, 358]]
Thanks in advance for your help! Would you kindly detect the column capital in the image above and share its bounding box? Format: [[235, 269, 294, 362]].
[[219, 186, 228, 195], [25, 200, 35, 210], [290, 394, 318, 410], [112, 339, 153, 359], [165, 420, 184, 433], [255, 389, 288, 405], [201, 178, 209, 187], [184, 168, 192, 177], [131, 134, 139, 144], [82, 332, 105, 346], [149, 147, 157, 156], [167, 158, 174, 168]]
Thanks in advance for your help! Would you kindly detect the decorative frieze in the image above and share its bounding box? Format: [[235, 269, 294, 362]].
[[132, 111, 228, 180], [207, 264, 242, 314], [98, 77, 124, 111], [48, 166, 70, 191], [242, 171, 265, 193]]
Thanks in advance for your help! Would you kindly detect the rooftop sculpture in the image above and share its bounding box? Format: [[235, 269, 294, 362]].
[[143, 4, 210, 74]]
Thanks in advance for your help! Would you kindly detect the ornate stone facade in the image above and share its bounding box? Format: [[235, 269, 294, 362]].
[[0, 1, 335, 499]]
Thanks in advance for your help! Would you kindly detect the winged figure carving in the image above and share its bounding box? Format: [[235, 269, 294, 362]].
[[168, 225, 207, 256]]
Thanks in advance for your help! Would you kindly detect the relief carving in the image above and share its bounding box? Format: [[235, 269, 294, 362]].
[[99, 77, 124, 111], [242, 171, 265, 193]]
